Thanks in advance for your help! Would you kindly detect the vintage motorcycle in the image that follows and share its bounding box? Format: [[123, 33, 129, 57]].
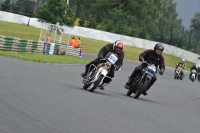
[[190, 69, 197, 82], [174, 66, 183, 80], [82, 52, 118, 92], [126, 61, 157, 99]]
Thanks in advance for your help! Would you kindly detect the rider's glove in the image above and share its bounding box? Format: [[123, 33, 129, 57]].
[[159, 69, 164, 75], [114, 64, 120, 71], [139, 57, 144, 62], [98, 54, 104, 60]]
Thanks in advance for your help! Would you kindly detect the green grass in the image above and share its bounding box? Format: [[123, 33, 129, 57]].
[[0, 51, 91, 64], [0, 21, 194, 70]]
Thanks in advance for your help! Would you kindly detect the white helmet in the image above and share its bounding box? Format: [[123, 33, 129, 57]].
[[198, 65, 200, 68], [182, 59, 185, 62]]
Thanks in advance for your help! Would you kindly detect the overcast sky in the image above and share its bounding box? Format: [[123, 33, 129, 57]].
[[174, 0, 200, 28]]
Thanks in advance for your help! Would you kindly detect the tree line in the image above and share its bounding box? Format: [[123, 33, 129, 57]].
[[1, 0, 200, 54]]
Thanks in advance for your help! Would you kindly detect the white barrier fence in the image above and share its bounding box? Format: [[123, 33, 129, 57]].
[[0, 11, 200, 64]]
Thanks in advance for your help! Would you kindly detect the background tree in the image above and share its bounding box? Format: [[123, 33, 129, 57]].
[[190, 12, 200, 31], [35, 0, 75, 26], [1, 0, 11, 11]]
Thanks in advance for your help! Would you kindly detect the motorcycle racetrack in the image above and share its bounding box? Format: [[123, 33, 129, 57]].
[[0, 55, 200, 133]]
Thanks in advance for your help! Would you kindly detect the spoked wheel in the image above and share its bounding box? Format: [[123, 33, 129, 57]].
[[89, 75, 104, 92], [133, 80, 149, 99], [126, 76, 139, 96], [83, 69, 96, 90]]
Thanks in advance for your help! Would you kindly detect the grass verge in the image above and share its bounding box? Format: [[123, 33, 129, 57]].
[[0, 51, 91, 64], [0, 21, 194, 70]]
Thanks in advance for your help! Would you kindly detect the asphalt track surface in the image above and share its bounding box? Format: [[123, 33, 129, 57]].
[[0, 55, 200, 133]]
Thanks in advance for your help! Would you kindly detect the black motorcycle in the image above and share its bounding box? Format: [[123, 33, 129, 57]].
[[127, 61, 157, 99]]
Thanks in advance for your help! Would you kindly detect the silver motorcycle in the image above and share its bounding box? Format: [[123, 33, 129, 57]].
[[82, 52, 118, 92]]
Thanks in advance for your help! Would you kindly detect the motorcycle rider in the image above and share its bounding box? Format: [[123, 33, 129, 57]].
[[81, 40, 125, 89], [198, 65, 200, 80], [189, 64, 198, 80], [175, 59, 186, 79], [124, 43, 165, 95]]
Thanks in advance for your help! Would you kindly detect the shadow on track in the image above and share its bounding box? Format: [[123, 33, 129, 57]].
[[111, 91, 161, 104], [92, 90, 116, 97], [66, 84, 118, 98], [65, 84, 88, 92], [136, 97, 161, 104]]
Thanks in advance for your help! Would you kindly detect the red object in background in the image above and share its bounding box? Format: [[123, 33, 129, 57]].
[[57, 50, 61, 55]]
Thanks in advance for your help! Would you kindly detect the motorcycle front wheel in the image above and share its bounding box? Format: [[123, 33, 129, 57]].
[[83, 84, 90, 90], [127, 76, 140, 96], [134, 79, 149, 99], [89, 75, 104, 92]]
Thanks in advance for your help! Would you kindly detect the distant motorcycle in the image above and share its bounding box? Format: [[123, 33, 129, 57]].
[[82, 52, 118, 92], [198, 72, 200, 82], [126, 61, 157, 99], [190, 69, 197, 82], [174, 67, 183, 80]]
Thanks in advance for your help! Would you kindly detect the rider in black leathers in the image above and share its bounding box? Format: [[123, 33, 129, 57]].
[[189, 64, 198, 80], [81, 40, 125, 89], [198, 65, 200, 80], [124, 43, 165, 95]]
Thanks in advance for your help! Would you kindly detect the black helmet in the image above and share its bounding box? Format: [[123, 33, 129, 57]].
[[154, 43, 164, 52]]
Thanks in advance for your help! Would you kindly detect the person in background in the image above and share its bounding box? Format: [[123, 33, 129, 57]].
[[69, 37, 76, 47], [75, 37, 81, 48], [44, 34, 50, 54], [75, 37, 84, 58]]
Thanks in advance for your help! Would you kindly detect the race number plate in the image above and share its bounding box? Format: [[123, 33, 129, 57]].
[[146, 66, 156, 76], [108, 54, 118, 64]]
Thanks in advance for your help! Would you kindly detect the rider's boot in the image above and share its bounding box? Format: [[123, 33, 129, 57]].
[[100, 79, 112, 90], [124, 76, 134, 89], [81, 67, 90, 78], [81, 71, 87, 78], [99, 84, 105, 90]]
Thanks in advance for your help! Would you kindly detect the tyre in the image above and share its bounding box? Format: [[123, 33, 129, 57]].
[[134, 79, 149, 99], [89, 75, 104, 92], [127, 76, 140, 96], [83, 84, 90, 90], [174, 74, 177, 79], [127, 88, 133, 96]]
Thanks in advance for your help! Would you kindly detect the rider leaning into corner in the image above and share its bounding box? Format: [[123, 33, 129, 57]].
[[198, 65, 200, 80], [190, 64, 198, 80], [124, 43, 165, 95], [175, 59, 186, 79], [81, 40, 125, 90]]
